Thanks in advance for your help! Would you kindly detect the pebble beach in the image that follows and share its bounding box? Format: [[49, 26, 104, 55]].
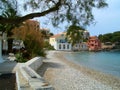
[[37, 51, 120, 90]]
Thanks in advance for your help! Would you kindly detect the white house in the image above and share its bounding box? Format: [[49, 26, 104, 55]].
[[73, 42, 88, 51], [49, 33, 72, 51], [49, 31, 89, 51]]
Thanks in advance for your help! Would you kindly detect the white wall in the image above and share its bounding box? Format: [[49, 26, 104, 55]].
[[56, 43, 72, 51]]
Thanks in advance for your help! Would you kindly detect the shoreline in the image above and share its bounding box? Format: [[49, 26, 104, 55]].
[[55, 51, 120, 88], [37, 51, 120, 90]]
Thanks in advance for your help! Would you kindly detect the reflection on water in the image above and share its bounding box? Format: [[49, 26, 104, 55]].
[[64, 50, 120, 78]]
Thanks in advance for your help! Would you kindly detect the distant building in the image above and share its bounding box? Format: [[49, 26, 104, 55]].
[[114, 42, 120, 49], [83, 30, 90, 39], [73, 42, 88, 51], [101, 42, 114, 50], [87, 36, 101, 51], [72, 30, 89, 51], [49, 31, 89, 51], [49, 33, 72, 51]]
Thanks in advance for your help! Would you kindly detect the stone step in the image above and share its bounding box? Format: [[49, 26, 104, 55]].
[[20, 66, 54, 90], [16, 69, 33, 90]]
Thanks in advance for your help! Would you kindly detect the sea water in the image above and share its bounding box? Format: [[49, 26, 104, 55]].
[[64, 50, 120, 78]]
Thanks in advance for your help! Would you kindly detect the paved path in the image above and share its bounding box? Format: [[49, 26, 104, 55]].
[[0, 59, 19, 74]]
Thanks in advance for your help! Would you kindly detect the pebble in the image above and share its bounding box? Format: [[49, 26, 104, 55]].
[[38, 51, 120, 90]]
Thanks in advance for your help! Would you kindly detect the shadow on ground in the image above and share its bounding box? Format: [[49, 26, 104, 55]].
[[0, 73, 16, 90], [37, 61, 64, 77], [0, 60, 18, 90]]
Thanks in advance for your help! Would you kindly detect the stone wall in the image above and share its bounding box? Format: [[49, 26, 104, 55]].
[[25, 57, 43, 71]]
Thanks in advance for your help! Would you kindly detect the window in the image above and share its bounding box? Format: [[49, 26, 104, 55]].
[[91, 44, 94, 46], [59, 44, 61, 49], [67, 45, 69, 49], [59, 39, 65, 43], [60, 40, 62, 43], [63, 44, 65, 49]]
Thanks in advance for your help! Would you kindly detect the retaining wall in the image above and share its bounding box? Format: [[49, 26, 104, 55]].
[[17, 57, 54, 90], [25, 57, 43, 71]]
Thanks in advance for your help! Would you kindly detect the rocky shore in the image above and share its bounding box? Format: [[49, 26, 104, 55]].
[[37, 51, 120, 90]]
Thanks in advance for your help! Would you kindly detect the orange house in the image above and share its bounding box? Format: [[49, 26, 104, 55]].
[[87, 36, 101, 51]]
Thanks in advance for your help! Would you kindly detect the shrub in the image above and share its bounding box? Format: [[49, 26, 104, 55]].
[[15, 53, 27, 62], [44, 41, 55, 50], [12, 21, 46, 59]]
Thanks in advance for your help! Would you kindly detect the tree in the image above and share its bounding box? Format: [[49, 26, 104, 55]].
[[66, 25, 85, 46], [0, 8, 20, 35], [44, 41, 55, 50], [0, 0, 108, 27], [0, 8, 21, 53], [12, 21, 45, 57], [98, 31, 120, 43], [102, 33, 113, 42]]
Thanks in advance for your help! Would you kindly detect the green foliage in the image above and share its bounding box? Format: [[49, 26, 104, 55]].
[[24, 35, 46, 58], [0, 5, 20, 36], [98, 31, 120, 43], [0, 0, 18, 14], [44, 41, 55, 50], [12, 20, 46, 58], [66, 25, 85, 46], [50, 0, 108, 26], [0, 0, 108, 27], [15, 53, 27, 62]]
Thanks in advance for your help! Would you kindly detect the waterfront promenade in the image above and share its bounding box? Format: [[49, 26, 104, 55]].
[[37, 51, 120, 90]]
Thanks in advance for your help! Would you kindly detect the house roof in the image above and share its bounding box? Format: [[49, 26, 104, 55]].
[[50, 34, 61, 38], [89, 36, 98, 40], [50, 32, 66, 38]]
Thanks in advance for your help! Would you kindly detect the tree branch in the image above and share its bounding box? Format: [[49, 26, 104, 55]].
[[0, 0, 61, 25]]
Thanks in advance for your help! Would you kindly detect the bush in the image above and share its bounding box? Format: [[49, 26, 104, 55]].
[[15, 53, 27, 62], [44, 41, 55, 50], [24, 33, 46, 58], [12, 22, 46, 58]]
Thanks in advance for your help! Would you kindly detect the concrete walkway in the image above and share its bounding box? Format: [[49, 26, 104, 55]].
[[0, 58, 19, 74]]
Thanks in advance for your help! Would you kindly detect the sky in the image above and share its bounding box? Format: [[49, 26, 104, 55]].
[[87, 0, 120, 36], [39, 0, 120, 36], [21, 0, 120, 36]]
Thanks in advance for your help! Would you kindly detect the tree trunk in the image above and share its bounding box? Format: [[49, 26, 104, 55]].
[[8, 38, 13, 53]]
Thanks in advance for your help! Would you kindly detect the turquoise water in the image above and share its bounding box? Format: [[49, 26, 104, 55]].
[[64, 50, 120, 78]]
